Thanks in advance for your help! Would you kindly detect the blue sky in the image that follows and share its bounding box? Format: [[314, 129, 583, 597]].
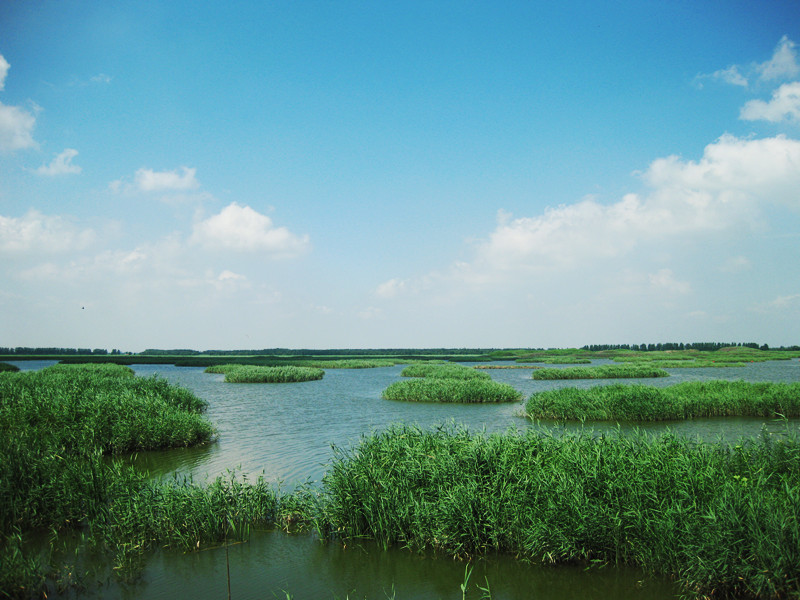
[[2, 1, 800, 350]]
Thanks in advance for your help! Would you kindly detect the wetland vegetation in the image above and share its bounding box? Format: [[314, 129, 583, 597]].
[[2, 344, 799, 599], [400, 364, 491, 380], [321, 424, 800, 600], [525, 380, 800, 421], [382, 378, 523, 403], [531, 364, 670, 380], [203, 364, 325, 383]]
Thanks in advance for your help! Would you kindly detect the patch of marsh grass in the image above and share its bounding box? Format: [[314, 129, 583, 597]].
[[204, 364, 324, 383], [382, 378, 522, 403], [320, 423, 800, 599], [531, 364, 669, 380], [524, 380, 800, 421], [400, 364, 491, 380]]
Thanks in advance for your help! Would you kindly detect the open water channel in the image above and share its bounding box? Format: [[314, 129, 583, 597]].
[[15, 359, 800, 599]]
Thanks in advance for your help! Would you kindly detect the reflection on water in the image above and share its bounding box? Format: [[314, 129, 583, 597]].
[[65, 531, 679, 600], [20, 358, 799, 599]]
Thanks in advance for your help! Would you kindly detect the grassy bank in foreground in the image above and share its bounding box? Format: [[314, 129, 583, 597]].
[[382, 378, 522, 403], [321, 424, 800, 599], [204, 364, 324, 383], [531, 364, 669, 380], [524, 380, 800, 421], [0, 365, 223, 597]]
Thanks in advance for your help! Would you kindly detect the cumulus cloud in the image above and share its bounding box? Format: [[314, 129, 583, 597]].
[[740, 81, 800, 122], [190, 202, 310, 256], [135, 166, 199, 192], [0, 210, 95, 254], [0, 102, 36, 152], [707, 65, 748, 87], [648, 268, 691, 295], [698, 36, 799, 88], [720, 256, 752, 273], [0, 54, 37, 152], [35, 148, 82, 176], [756, 36, 800, 81], [755, 293, 800, 313], [375, 278, 407, 298], [387, 134, 800, 295], [0, 54, 9, 90]]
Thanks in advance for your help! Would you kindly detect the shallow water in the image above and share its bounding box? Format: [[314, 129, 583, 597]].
[[16, 358, 799, 599]]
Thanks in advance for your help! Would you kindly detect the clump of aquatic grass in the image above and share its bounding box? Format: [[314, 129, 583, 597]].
[[382, 378, 521, 403], [300, 359, 398, 369], [400, 364, 490, 380], [100, 470, 280, 571], [517, 357, 590, 364], [0, 362, 20, 373], [652, 360, 744, 369], [0, 365, 219, 594], [42, 362, 136, 378], [474, 365, 542, 369], [204, 364, 324, 383], [524, 380, 800, 421], [320, 423, 800, 599], [531, 364, 669, 380]]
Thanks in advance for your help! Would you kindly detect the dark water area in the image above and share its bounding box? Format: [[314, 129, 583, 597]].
[[17, 358, 800, 599]]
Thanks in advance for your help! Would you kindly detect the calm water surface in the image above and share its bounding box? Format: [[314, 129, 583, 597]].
[[18, 358, 799, 599]]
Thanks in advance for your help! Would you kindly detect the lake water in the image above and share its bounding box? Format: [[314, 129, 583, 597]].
[[15, 358, 800, 599]]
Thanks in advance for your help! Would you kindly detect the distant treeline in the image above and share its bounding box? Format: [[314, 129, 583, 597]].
[[582, 342, 800, 352], [139, 348, 506, 356], [0, 347, 123, 355]]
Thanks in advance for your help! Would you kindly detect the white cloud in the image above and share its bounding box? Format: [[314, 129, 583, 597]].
[[0, 210, 95, 254], [0, 54, 9, 91], [648, 268, 691, 295], [757, 36, 800, 81], [698, 36, 799, 88], [709, 65, 748, 87], [190, 202, 310, 256], [740, 81, 800, 122], [720, 256, 752, 273], [358, 306, 383, 320], [755, 293, 800, 313], [135, 166, 199, 192], [0, 54, 37, 152], [375, 278, 407, 298], [0, 102, 37, 152], [35, 148, 82, 176], [386, 134, 800, 298]]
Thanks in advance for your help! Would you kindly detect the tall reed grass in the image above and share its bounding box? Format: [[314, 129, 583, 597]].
[[400, 364, 491, 380], [524, 380, 800, 421], [382, 378, 522, 403], [204, 364, 324, 383], [320, 424, 800, 599], [531, 364, 669, 380], [0, 365, 218, 596]]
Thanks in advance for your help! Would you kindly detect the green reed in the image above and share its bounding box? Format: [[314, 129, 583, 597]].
[[0, 362, 20, 372], [319, 423, 800, 599], [531, 364, 669, 380], [382, 378, 522, 403], [204, 364, 325, 383], [524, 380, 800, 421], [400, 364, 491, 380], [0, 365, 219, 596], [516, 357, 591, 364]]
